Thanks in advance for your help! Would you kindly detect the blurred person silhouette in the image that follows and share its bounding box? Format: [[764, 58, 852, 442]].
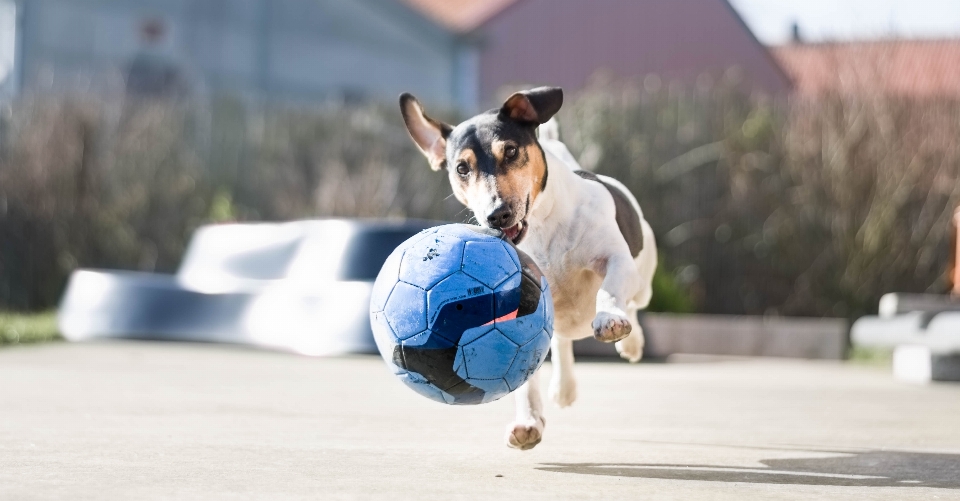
[[125, 18, 187, 98]]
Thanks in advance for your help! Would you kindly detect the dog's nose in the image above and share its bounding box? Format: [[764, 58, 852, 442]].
[[486, 205, 514, 228]]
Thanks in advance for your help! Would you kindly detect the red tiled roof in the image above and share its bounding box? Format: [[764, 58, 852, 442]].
[[401, 0, 517, 32], [773, 40, 960, 98]]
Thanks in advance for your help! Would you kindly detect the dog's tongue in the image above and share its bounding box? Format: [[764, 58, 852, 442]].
[[502, 223, 521, 241]]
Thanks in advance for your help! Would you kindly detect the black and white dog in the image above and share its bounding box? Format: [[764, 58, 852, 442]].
[[401, 87, 657, 450]]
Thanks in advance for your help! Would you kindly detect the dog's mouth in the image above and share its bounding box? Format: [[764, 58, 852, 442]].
[[502, 220, 528, 245]]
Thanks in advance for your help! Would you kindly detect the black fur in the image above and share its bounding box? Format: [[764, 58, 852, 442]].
[[574, 170, 644, 257]]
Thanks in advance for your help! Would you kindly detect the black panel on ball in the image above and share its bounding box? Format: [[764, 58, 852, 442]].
[[518, 274, 541, 318]]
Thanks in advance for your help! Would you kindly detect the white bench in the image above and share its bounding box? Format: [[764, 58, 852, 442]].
[[58, 219, 433, 356], [851, 294, 960, 383]]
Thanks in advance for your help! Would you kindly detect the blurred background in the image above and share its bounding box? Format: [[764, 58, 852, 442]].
[[1, 0, 959, 350]]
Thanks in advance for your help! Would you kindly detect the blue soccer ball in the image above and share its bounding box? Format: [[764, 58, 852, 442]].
[[369, 224, 554, 405]]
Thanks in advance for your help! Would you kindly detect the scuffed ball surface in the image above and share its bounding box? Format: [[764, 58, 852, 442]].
[[370, 224, 553, 405]]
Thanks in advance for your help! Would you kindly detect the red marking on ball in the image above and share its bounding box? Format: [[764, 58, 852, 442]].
[[483, 309, 518, 326]]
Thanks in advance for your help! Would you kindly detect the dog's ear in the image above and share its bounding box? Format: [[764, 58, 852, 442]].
[[501, 87, 563, 125], [400, 93, 452, 171]]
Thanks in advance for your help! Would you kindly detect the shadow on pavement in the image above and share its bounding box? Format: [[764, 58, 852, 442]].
[[537, 450, 960, 488]]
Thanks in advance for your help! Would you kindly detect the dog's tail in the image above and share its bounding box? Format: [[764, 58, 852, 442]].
[[538, 118, 561, 142]]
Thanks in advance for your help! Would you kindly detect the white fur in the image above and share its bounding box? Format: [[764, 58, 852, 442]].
[[496, 131, 657, 450]]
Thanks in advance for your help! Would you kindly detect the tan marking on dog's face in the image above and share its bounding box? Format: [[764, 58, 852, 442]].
[[446, 134, 547, 227], [486, 141, 547, 210], [448, 148, 477, 207], [518, 143, 548, 202], [438, 107, 554, 242]]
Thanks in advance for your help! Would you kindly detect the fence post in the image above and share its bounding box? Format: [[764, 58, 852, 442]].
[[954, 207, 960, 296]]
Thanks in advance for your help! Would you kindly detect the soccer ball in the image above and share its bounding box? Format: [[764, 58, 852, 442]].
[[369, 224, 554, 405]]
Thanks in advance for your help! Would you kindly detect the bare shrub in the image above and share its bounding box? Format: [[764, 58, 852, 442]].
[[3, 85, 957, 317], [560, 79, 960, 317], [0, 98, 210, 309], [0, 98, 456, 310], [236, 105, 454, 221], [773, 95, 960, 315]]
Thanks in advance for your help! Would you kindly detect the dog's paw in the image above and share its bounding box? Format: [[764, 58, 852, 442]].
[[548, 377, 577, 408], [592, 311, 632, 343], [616, 328, 644, 363], [505, 416, 545, 451]]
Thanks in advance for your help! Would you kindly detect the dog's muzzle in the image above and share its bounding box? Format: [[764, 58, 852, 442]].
[[485, 197, 530, 244], [501, 220, 527, 244]]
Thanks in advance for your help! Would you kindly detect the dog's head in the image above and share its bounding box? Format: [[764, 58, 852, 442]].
[[400, 87, 563, 244]]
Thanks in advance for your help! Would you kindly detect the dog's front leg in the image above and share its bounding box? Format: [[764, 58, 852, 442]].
[[505, 369, 545, 450], [592, 254, 641, 343], [548, 336, 577, 408]]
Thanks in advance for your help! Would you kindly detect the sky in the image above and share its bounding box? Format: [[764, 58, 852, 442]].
[[727, 0, 960, 46]]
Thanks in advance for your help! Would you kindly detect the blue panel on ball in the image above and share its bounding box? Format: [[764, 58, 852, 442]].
[[452, 348, 468, 381], [475, 379, 512, 404], [458, 324, 494, 352], [441, 380, 486, 405], [397, 371, 448, 403], [496, 313, 544, 347], [460, 328, 519, 380], [433, 223, 499, 241], [398, 231, 465, 290], [402, 227, 440, 249], [398, 331, 488, 402], [467, 376, 510, 394], [400, 329, 454, 350], [426, 272, 493, 344], [500, 240, 522, 270], [383, 281, 427, 340], [371, 317, 404, 375], [493, 273, 545, 346], [493, 273, 521, 319], [461, 241, 519, 289], [370, 249, 404, 313], [530, 329, 553, 359], [370, 310, 394, 340], [504, 330, 551, 391]]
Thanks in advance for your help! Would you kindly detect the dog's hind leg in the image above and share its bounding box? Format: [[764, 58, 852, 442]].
[[615, 308, 644, 363], [617, 227, 656, 362], [505, 369, 545, 450], [548, 336, 577, 408]]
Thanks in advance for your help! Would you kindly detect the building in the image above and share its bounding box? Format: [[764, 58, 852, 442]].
[[5, 0, 790, 111], [407, 0, 792, 106], [773, 40, 960, 98], [9, 0, 475, 110]]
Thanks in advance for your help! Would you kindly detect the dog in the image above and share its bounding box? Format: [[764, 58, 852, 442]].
[[400, 86, 657, 450]]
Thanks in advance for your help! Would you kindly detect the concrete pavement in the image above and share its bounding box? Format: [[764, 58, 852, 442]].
[[1, 341, 959, 500]]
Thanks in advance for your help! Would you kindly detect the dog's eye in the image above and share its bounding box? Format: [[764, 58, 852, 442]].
[[456, 162, 470, 176], [504, 145, 518, 160]]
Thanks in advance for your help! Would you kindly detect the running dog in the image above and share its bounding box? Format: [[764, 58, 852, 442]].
[[400, 87, 657, 450]]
